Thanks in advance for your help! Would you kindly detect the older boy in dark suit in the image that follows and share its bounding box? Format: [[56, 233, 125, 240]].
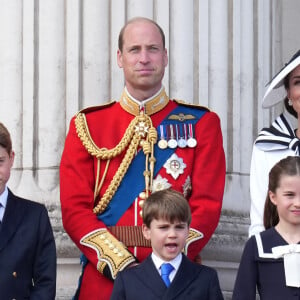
[[0, 122, 56, 299], [111, 189, 224, 300]]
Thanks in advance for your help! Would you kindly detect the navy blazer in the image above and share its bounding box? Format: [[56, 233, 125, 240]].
[[0, 189, 56, 299], [111, 254, 224, 300]]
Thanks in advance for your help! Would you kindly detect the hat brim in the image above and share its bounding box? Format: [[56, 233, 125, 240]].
[[262, 55, 300, 108]]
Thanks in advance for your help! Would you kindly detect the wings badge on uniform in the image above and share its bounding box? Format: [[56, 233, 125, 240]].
[[168, 113, 196, 122]]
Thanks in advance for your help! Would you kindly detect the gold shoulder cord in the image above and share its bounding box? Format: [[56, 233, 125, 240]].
[[75, 111, 157, 215]]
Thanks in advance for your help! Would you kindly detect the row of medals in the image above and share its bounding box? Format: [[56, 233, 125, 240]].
[[157, 123, 197, 149]]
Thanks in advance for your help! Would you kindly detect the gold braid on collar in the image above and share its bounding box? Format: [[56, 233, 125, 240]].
[[120, 88, 169, 116], [75, 110, 157, 215]]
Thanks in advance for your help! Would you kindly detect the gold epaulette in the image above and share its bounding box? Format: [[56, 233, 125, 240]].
[[80, 229, 136, 279], [76, 101, 116, 115], [174, 99, 210, 112], [184, 228, 204, 254]]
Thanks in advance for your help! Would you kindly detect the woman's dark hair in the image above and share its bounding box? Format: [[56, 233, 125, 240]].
[[283, 72, 298, 118], [264, 156, 300, 229]]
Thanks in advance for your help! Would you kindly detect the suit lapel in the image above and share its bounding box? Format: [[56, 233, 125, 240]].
[[162, 255, 201, 300], [138, 255, 202, 300], [0, 190, 25, 251], [137, 256, 168, 298]]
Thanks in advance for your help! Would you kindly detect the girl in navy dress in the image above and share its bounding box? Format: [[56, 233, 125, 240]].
[[233, 156, 300, 300]]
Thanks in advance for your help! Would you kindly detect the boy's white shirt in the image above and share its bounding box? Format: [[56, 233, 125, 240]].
[[151, 252, 182, 282], [0, 185, 8, 221]]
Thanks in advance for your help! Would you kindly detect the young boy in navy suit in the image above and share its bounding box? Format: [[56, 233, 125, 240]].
[[111, 188, 224, 300], [0, 122, 56, 299]]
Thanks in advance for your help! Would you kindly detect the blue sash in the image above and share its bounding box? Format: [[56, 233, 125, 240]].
[[98, 105, 206, 225]]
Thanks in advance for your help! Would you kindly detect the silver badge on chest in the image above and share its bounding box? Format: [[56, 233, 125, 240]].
[[163, 153, 186, 180], [152, 174, 172, 192]]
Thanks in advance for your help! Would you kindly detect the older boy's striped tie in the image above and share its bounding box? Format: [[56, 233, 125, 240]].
[[161, 263, 174, 287]]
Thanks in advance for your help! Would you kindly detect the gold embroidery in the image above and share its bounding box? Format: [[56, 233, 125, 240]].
[[80, 229, 136, 279], [184, 228, 204, 254], [168, 113, 196, 121], [120, 88, 169, 116]]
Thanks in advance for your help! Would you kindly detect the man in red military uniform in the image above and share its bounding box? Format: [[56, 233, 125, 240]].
[[60, 17, 226, 300]]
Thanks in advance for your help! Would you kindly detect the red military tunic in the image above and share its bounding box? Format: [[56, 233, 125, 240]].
[[60, 88, 226, 299]]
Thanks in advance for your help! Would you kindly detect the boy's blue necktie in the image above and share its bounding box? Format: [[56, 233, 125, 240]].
[[161, 263, 174, 287]]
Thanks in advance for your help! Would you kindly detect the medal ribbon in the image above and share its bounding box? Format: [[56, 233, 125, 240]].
[[184, 124, 187, 139], [188, 123, 194, 138], [159, 125, 165, 140], [175, 124, 179, 140]]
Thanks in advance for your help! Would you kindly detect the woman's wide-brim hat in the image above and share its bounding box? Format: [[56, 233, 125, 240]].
[[262, 49, 300, 108]]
